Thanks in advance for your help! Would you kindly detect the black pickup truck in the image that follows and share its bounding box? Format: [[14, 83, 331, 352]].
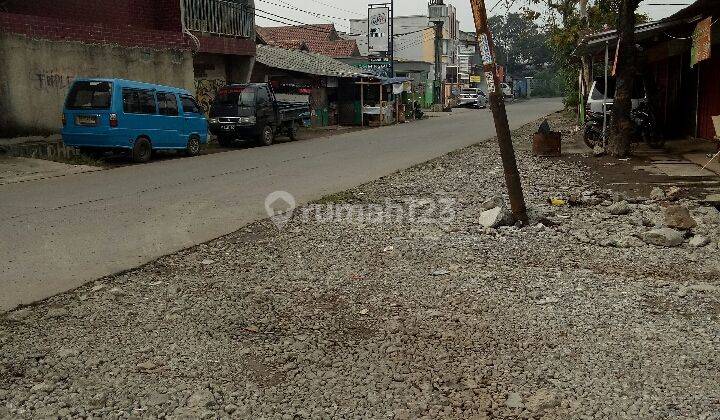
[[208, 83, 310, 147]]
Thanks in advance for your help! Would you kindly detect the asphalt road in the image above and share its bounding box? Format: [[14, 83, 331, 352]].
[[0, 99, 563, 311]]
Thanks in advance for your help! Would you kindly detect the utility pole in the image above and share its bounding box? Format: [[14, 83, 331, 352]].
[[390, 0, 395, 77], [469, 0, 528, 224], [429, 0, 445, 107]]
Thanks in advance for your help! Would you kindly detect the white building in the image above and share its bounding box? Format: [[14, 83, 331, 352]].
[[344, 4, 460, 81], [457, 31, 477, 83]]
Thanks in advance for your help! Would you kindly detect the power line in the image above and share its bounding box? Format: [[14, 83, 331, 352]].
[[255, 9, 343, 35], [257, 0, 352, 23], [276, 0, 334, 25], [306, 0, 364, 17], [394, 31, 436, 53], [394, 30, 435, 48], [257, 0, 356, 33], [489, 0, 504, 13], [253, 3, 433, 52], [274, 0, 354, 32], [395, 27, 434, 37]]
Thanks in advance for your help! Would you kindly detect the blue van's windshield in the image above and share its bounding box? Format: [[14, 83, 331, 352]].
[[66, 81, 113, 110]]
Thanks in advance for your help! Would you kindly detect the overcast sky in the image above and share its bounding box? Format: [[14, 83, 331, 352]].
[[255, 0, 692, 33]]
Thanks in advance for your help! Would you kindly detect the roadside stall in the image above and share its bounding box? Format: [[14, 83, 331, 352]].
[[357, 76, 413, 126]]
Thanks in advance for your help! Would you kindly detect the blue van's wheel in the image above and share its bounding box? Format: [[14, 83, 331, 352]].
[[186, 136, 201, 156], [132, 138, 152, 163]]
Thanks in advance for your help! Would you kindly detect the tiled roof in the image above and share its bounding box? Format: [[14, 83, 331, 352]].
[[257, 24, 360, 58], [257, 24, 337, 42], [303, 39, 360, 58], [255, 44, 371, 78], [268, 39, 309, 51]]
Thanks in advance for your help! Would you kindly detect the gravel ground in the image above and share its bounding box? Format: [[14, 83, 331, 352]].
[[2, 112, 720, 419]]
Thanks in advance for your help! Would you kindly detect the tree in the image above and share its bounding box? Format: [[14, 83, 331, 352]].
[[606, 0, 641, 157], [488, 12, 552, 78]]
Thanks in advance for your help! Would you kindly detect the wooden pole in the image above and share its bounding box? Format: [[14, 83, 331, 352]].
[[380, 84, 384, 125], [360, 82, 364, 127], [470, 0, 528, 224]]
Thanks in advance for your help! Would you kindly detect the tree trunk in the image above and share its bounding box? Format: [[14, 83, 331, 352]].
[[607, 0, 639, 158]]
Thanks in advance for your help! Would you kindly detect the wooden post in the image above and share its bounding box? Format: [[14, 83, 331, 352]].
[[360, 82, 364, 127], [470, 0, 529, 224], [396, 94, 400, 124], [379, 83, 384, 125]]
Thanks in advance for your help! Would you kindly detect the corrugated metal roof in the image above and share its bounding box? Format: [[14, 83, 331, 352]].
[[256, 44, 372, 78], [577, 0, 717, 54]]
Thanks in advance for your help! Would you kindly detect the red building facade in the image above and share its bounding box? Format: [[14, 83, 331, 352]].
[[0, 0, 187, 50]]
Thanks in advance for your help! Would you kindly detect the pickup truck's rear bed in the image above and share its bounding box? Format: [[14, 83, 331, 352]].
[[277, 101, 310, 123]]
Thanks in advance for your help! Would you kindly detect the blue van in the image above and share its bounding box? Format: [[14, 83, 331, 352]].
[[62, 78, 208, 163]]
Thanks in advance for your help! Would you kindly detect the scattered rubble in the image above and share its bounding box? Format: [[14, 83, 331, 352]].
[[478, 206, 512, 228], [641, 228, 685, 247], [525, 389, 560, 413], [663, 205, 698, 230], [665, 186, 684, 201], [689, 235, 711, 248], [504, 393, 524, 409], [481, 195, 504, 210], [1, 114, 719, 419], [607, 200, 631, 215], [650, 187, 666, 201]]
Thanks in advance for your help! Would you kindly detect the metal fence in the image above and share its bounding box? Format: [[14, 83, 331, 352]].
[[182, 0, 253, 38]]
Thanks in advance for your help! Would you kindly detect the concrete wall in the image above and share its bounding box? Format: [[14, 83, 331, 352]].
[[193, 53, 255, 113], [0, 33, 194, 136]]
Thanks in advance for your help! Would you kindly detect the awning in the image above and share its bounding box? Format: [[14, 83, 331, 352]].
[[255, 44, 376, 79], [576, 19, 685, 55], [379, 76, 413, 85]]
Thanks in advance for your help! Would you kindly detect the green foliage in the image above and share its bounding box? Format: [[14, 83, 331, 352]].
[[517, 0, 649, 106], [530, 68, 565, 97], [489, 12, 552, 78]]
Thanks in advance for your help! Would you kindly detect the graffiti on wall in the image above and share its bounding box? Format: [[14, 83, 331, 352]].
[[34, 71, 75, 92], [195, 78, 226, 114]]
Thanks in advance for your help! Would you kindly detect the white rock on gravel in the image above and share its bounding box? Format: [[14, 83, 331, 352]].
[[608, 201, 631, 215], [641, 228, 685, 247], [187, 389, 215, 408], [650, 187, 665, 200], [505, 392, 524, 409], [525, 388, 560, 413], [479, 206, 512, 228], [689, 235, 710, 248]]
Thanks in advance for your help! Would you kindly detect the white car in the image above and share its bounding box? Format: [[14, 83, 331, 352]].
[[587, 77, 646, 114], [458, 88, 488, 109], [501, 83, 513, 100]]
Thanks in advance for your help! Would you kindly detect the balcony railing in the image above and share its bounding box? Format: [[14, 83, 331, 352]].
[[182, 0, 254, 38]]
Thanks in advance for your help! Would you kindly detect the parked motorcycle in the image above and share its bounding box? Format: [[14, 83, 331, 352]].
[[583, 102, 663, 149], [413, 101, 425, 120]]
